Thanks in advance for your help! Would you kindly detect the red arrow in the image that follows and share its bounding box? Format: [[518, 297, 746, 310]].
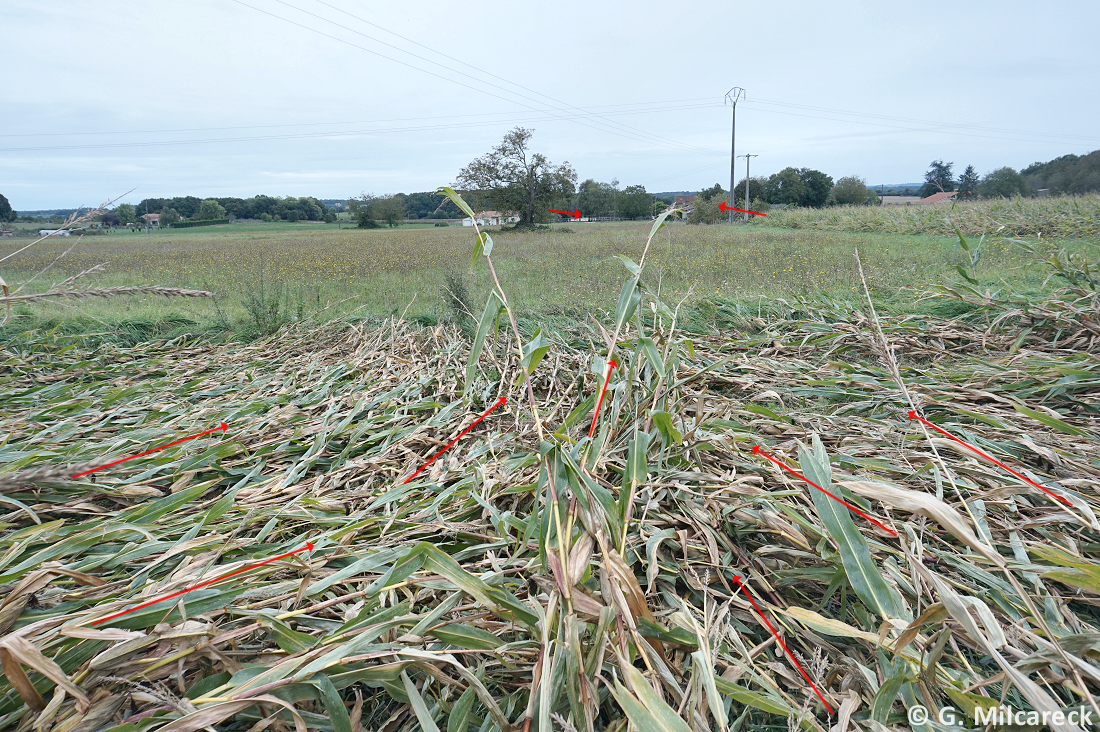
[[908, 411, 1072, 506], [752, 446, 897, 536], [719, 202, 767, 216], [589, 359, 618, 438], [732, 576, 834, 714], [72, 422, 228, 479], [92, 542, 314, 625], [404, 397, 506, 484], [549, 209, 581, 220]]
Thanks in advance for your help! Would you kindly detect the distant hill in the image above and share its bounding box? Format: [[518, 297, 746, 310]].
[[1023, 149, 1100, 195]]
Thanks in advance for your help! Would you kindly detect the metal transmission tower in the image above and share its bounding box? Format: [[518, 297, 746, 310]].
[[738, 154, 758, 220], [725, 87, 745, 224]]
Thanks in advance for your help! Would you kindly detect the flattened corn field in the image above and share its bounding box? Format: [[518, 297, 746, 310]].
[[2, 215, 1100, 732]]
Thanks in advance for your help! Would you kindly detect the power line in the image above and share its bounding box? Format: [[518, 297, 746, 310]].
[[742, 101, 1100, 146], [298, 0, 707, 153], [0, 98, 720, 139], [0, 104, 724, 153], [225, 0, 715, 155]]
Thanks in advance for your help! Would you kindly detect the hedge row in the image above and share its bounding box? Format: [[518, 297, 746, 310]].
[[167, 218, 230, 229]]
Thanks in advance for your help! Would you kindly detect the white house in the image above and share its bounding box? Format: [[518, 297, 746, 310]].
[[38, 229, 71, 237], [462, 211, 520, 227]]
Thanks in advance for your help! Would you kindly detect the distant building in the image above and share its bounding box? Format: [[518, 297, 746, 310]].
[[918, 191, 959, 205], [462, 211, 520, 227], [674, 195, 697, 208], [141, 213, 160, 225], [38, 229, 71, 236]]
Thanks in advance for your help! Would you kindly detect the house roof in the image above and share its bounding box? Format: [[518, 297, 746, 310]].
[[141, 213, 160, 221], [918, 191, 958, 204]]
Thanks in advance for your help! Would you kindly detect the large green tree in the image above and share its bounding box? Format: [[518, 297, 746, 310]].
[[957, 165, 981, 200], [832, 175, 871, 205], [764, 168, 804, 205], [617, 184, 652, 219], [764, 168, 833, 208], [373, 194, 406, 227], [576, 179, 618, 218], [0, 193, 14, 223], [456, 127, 577, 225], [196, 199, 227, 220], [115, 203, 137, 226], [919, 160, 956, 197], [981, 167, 1028, 198]]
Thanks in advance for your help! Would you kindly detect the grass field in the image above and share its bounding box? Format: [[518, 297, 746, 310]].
[[0, 219, 1076, 340]]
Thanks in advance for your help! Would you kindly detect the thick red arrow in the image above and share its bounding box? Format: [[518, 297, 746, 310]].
[[719, 202, 767, 216], [589, 359, 618, 438], [549, 209, 581, 220], [404, 397, 506, 484], [92, 542, 314, 625], [908, 411, 1072, 506], [732, 576, 833, 714], [752, 446, 897, 536], [72, 422, 228, 479]]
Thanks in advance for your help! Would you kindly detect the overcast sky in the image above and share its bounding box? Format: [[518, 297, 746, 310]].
[[3, 0, 1098, 210]]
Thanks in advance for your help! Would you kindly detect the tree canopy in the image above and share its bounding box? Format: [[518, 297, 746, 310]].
[[957, 165, 981, 200], [576, 179, 618, 219], [1022, 149, 1100, 195], [0, 193, 15, 223], [196, 199, 227, 220], [919, 160, 956, 197], [456, 127, 577, 225], [617, 185, 652, 219], [832, 175, 871, 205], [135, 195, 327, 221], [763, 168, 833, 208], [981, 167, 1028, 199], [115, 204, 137, 226]]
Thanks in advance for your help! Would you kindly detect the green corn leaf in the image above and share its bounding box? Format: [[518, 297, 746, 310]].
[[620, 663, 694, 732], [257, 614, 319, 654], [311, 673, 353, 732], [615, 255, 642, 275], [447, 686, 477, 732], [401, 671, 441, 732], [1013, 402, 1087, 436], [615, 276, 641, 332], [471, 234, 483, 268], [465, 291, 504, 393], [606, 679, 687, 732], [955, 264, 979, 285], [436, 186, 475, 219], [650, 411, 682, 447], [871, 672, 907, 722], [799, 434, 909, 621], [515, 329, 551, 387], [639, 336, 665, 377], [691, 649, 728, 731], [429, 623, 502, 650], [713, 678, 792, 716], [647, 208, 681, 243]]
